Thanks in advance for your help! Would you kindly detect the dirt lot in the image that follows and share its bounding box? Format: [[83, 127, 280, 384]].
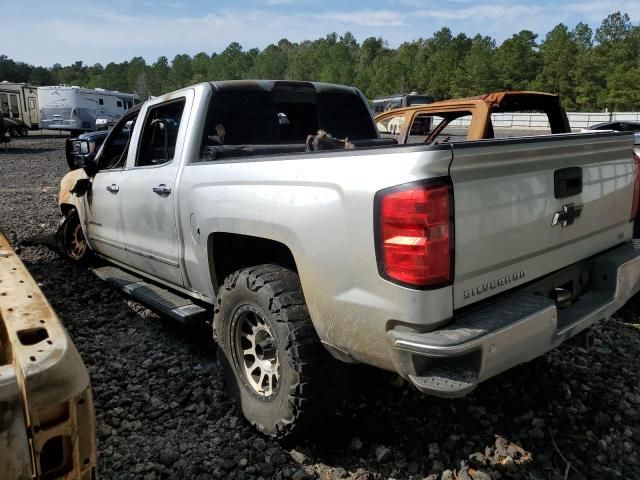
[[1, 136, 640, 480]]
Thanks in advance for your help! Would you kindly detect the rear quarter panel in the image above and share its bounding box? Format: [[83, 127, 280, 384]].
[[179, 146, 453, 369]]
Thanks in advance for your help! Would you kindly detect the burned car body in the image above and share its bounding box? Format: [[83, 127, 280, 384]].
[[0, 230, 97, 479]]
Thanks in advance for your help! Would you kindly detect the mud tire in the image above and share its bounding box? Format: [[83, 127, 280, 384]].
[[214, 264, 326, 438]]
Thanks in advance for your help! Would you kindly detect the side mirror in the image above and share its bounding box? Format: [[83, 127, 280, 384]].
[[83, 152, 98, 177]]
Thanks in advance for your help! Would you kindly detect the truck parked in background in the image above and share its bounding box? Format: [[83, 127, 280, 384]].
[[38, 86, 139, 134], [0, 81, 40, 133]]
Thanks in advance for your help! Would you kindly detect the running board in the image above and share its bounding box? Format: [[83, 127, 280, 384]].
[[93, 266, 208, 325]]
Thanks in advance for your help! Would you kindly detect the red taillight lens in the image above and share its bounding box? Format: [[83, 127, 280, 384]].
[[377, 181, 452, 287], [632, 151, 640, 220]]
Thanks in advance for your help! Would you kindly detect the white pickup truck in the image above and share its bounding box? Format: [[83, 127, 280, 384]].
[[58, 80, 640, 438]]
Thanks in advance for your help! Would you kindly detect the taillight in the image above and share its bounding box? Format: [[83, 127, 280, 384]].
[[375, 180, 453, 288], [632, 151, 640, 220]]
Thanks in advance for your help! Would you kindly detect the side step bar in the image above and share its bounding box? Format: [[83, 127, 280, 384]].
[[93, 266, 208, 325]]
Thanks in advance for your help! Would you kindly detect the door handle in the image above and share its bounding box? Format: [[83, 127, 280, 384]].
[[152, 184, 172, 195], [106, 184, 119, 193]]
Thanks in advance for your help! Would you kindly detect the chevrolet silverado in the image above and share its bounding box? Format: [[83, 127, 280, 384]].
[[57, 80, 640, 438]]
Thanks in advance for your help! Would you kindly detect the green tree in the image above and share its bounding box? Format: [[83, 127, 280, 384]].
[[536, 24, 578, 107], [494, 30, 540, 90]]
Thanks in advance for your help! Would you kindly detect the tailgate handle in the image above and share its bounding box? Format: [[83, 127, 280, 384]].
[[554, 167, 582, 198]]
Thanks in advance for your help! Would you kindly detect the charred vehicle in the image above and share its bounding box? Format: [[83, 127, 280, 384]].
[[57, 80, 640, 438], [375, 91, 571, 143], [0, 230, 97, 479]]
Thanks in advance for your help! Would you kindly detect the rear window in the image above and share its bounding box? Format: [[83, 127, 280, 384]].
[[200, 87, 376, 152], [316, 92, 377, 140]]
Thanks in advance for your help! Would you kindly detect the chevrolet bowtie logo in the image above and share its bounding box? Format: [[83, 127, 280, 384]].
[[551, 203, 583, 228]]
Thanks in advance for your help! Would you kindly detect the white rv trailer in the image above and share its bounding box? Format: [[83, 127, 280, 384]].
[[38, 86, 140, 133]]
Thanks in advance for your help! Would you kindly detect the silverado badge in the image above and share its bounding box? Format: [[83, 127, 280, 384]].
[[551, 203, 583, 228]]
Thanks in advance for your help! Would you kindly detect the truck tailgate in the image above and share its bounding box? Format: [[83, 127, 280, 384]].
[[450, 132, 636, 309]]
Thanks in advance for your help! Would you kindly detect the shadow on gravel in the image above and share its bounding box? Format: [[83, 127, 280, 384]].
[[1, 147, 60, 155], [284, 362, 550, 479]]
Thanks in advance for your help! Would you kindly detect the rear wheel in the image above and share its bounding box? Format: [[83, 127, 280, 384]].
[[214, 264, 327, 438], [57, 212, 90, 262]]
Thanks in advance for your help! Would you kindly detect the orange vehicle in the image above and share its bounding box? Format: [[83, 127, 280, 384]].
[[375, 91, 571, 144], [0, 230, 97, 479]]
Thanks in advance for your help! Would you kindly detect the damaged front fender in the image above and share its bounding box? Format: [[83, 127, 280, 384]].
[[58, 169, 88, 216]]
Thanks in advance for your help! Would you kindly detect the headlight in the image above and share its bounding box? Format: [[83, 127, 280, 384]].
[[79, 141, 89, 154]]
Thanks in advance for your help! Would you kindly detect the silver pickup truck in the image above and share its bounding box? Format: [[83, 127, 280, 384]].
[[58, 80, 640, 438]]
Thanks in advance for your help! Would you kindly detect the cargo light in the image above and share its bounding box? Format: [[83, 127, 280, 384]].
[[632, 151, 640, 221], [375, 179, 453, 288]]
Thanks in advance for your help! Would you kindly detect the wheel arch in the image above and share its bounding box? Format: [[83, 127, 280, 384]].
[[207, 232, 298, 295]]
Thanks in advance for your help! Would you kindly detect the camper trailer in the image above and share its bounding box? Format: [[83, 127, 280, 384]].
[[371, 92, 434, 114], [38, 86, 139, 133], [0, 82, 40, 131]]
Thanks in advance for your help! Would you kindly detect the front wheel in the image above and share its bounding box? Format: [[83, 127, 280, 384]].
[[214, 264, 327, 438], [56, 211, 91, 262], [18, 126, 28, 137]]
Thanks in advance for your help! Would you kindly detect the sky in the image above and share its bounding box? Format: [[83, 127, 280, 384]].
[[2, 0, 639, 67]]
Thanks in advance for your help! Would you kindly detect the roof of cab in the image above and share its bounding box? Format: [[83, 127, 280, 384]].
[[209, 80, 360, 95]]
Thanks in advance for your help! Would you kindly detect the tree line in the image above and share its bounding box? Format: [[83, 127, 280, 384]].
[[1, 11, 638, 111]]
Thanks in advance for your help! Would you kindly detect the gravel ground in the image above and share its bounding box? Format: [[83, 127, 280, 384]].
[[1, 136, 640, 480]]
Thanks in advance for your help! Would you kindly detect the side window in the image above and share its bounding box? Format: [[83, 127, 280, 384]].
[[9, 95, 19, 118], [407, 113, 439, 144], [117, 101, 123, 108], [98, 113, 139, 170], [98, 98, 104, 105], [491, 111, 551, 138], [0, 94, 7, 117], [136, 99, 186, 167], [432, 114, 473, 143], [376, 114, 405, 141]]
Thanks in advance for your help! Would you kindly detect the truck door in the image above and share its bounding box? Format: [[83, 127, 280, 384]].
[[118, 93, 191, 287], [84, 109, 140, 263]]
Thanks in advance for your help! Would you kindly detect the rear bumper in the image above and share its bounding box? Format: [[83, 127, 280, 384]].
[[388, 241, 640, 397]]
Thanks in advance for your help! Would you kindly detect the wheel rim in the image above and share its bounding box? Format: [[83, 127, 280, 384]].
[[67, 221, 87, 260], [232, 305, 280, 397]]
